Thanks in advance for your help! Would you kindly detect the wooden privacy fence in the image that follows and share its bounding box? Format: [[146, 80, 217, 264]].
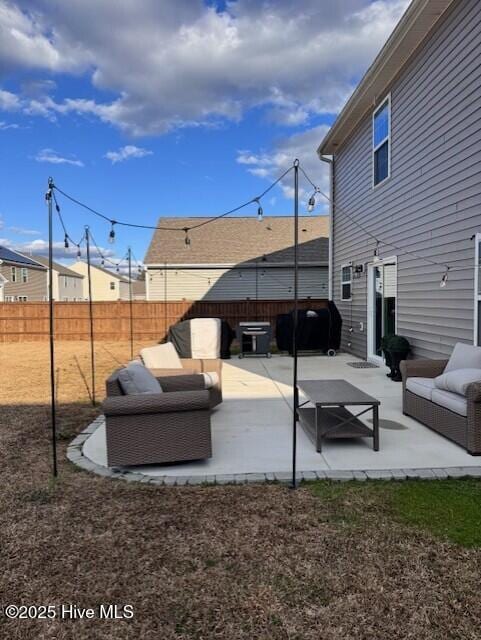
[[0, 299, 328, 342]]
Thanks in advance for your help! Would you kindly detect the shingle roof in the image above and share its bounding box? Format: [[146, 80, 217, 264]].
[[92, 263, 129, 282], [144, 216, 329, 265], [0, 245, 47, 269], [33, 256, 84, 278]]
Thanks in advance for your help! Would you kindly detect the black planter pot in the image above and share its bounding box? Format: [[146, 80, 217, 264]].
[[388, 349, 409, 382]]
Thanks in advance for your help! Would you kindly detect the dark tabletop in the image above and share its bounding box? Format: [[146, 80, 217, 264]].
[[297, 379, 380, 406]]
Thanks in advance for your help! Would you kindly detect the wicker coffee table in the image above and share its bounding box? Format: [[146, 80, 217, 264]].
[[296, 379, 380, 452]]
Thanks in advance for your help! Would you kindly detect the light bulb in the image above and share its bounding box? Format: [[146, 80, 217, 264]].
[[108, 222, 116, 244], [440, 268, 449, 288], [257, 205, 263, 221], [77, 246, 81, 258], [183, 228, 191, 247], [307, 195, 315, 212], [101, 259, 105, 266], [64, 235, 69, 249]]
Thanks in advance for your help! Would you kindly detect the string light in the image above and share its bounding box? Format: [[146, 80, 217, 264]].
[[76, 245, 81, 258], [254, 198, 263, 222], [307, 188, 319, 212], [64, 234, 69, 249], [108, 221, 116, 244], [183, 227, 191, 247], [440, 267, 449, 288], [373, 241, 381, 264]]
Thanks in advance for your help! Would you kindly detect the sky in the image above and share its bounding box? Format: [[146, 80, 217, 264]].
[[0, 0, 409, 268]]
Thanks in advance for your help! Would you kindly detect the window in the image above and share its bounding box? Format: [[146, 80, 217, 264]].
[[11, 266, 17, 283], [5, 296, 14, 302], [17, 296, 28, 302], [21, 268, 28, 283], [341, 264, 352, 301], [475, 233, 481, 345], [64, 276, 68, 288], [373, 95, 390, 186], [110, 282, 116, 290]]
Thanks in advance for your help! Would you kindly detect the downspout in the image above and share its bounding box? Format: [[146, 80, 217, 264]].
[[319, 154, 334, 301]]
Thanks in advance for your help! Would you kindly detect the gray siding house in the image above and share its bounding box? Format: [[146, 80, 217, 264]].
[[0, 246, 47, 301], [318, 0, 481, 361], [144, 216, 329, 302], [33, 256, 85, 301]]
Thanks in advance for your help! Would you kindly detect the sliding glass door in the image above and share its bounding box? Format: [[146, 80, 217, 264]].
[[368, 259, 397, 362]]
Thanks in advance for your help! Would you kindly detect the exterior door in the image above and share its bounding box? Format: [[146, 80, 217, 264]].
[[368, 258, 397, 363]]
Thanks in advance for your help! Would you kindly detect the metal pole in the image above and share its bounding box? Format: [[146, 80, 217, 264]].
[[291, 159, 299, 489], [128, 247, 133, 360], [84, 226, 96, 406], [47, 177, 58, 478]]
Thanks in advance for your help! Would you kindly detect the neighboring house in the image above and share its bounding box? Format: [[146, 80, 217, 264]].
[[69, 262, 130, 301], [131, 278, 146, 300], [318, 0, 481, 361], [33, 256, 85, 301], [0, 246, 47, 302], [144, 216, 329, 301]]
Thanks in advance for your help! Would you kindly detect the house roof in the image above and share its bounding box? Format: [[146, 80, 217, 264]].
[[92, 263, 130, 282], [144, 216, 329, 266], [33, 256, 84, 278], [0, 245, 47, 269], [318, 0, 456, 155]]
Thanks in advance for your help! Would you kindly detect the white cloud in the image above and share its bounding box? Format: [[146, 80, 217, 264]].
[[0, 235, 119, 263], [0, 0, 409, 135], [0, 120, 19, 129], [0, 89, 21, 110], [104, 144, 152, 164], [34, 148, 84, 167], [237, 124, 331, 210], [7, 225, 41, 236]]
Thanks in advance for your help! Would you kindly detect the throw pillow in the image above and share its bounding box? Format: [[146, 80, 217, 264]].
[[118, 363, 163, 395], [434, 368, 481, 397], [444, 343, 481, 372], [140, 343, 183, 369]]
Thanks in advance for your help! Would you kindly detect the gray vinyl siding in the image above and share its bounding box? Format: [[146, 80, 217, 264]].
[[0, 263, 47, 301], [58, 274, 83, 301], [147, 266, 328, 301], [332, 0, 481, 360]]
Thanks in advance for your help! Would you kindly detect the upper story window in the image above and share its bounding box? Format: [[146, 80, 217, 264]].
[[341, 264, 352, 301], [11, 266, 17, 283], [373, 95, 391, 186], [110, 282, 116, 290], [21, 268, 28, 283]]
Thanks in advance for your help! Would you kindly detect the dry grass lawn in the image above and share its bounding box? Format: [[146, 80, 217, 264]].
[[1, 340, 481, 640]]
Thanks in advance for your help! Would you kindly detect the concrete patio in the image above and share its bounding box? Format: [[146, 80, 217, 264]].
[[72, 353, 481, 483]]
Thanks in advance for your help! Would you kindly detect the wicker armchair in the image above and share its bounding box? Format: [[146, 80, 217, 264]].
[[103, 369, 212, 466], [401, 359, 481, 455]]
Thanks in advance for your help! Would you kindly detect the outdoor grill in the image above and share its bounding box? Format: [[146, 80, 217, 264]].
[[236, 321, 272, 358]]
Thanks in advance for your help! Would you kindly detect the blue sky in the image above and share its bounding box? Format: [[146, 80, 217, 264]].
[[0, 0, 407, 267]]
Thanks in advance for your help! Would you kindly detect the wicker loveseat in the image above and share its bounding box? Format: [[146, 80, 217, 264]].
[[401, 359, 481, 455], [103, 369, 212, 466]]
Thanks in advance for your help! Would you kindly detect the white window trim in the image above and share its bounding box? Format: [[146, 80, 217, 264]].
[[475, 233, 481, 345], [340, 263, 353, 301], [11, 266, 17, 283], [21, 267, 28, 283], [17, 295, 28, 302], [372, 93, 391, 188]]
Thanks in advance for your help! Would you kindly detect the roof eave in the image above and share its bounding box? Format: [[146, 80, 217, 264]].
[[318, 0, 456, 155]]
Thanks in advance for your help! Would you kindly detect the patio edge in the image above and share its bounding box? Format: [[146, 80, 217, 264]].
[[66, 417, 481, 486]]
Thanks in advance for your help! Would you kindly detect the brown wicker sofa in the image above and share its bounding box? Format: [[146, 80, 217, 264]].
[[401, 359, 481, 455], [102, 369, 212, 466]]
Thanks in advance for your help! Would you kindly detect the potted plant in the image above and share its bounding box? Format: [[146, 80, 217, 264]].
[[386, 335, 410, 382]]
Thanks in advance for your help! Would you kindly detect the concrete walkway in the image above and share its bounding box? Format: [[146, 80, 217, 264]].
[[72, 354, 481, 484]]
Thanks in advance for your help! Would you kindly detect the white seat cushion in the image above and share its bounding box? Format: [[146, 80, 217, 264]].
[[406, 377, 436, 401], [435, 368, 481, 396], [140, 343, 183, 369], [431, 389, 467, 417], [444, 343, 481, 372]]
